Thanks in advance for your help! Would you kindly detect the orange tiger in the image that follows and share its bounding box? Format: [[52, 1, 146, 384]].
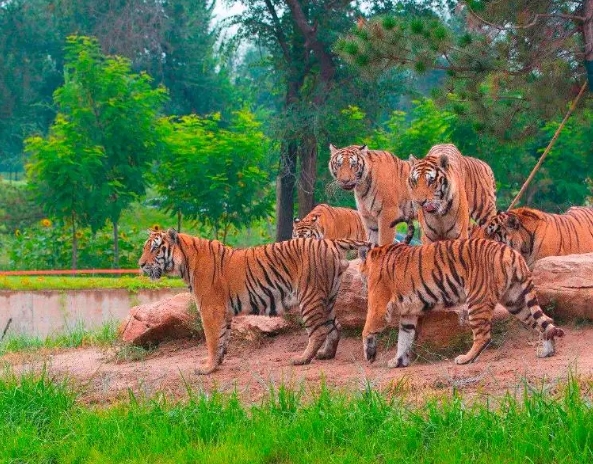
[[482, 206, 593, 269], [360, 239, 564, 368], [138, 229, 369, 374], [408, 143, 497, 243], [328, 144, 415, 245], [292, 203, 367, 240]]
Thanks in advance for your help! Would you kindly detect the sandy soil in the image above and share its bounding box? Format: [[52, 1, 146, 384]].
[[3, 318, 592, 404]]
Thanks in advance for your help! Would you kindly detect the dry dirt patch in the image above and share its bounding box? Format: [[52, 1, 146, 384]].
[[3, 319, 592, 404]]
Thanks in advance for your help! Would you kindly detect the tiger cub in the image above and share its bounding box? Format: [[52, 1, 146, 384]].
[[328, 144, 415, 246], [139, 228, 369, 374], [292, 204, 367, 240], [359, 239, 564, 368], [482, 206, 593, 269], [408, 143, 497, 243]]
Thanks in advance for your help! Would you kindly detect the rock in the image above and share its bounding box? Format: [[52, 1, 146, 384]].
[[232, 315, 291, 338], [120, 292, 199, 346], [532, 253, 593, 320]]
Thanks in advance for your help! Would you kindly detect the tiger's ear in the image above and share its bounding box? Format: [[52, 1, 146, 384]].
[[311, 215, 319, 222], [167, 228, 179, 244], [329, 143, 338, 155], [439, 154, 450, 170], [294, 217, 301, 223], [408, 154, 417, 163], [506, 215, 521, 230], [358, 145, 369, 156]]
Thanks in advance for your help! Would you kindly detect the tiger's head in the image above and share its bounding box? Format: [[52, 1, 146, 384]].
[[292, 215, 323, 239], [483, 211, 524, 250], [328, 144, 368, 191], [138, 228, 180, 280], [408, 153, 453, 215]]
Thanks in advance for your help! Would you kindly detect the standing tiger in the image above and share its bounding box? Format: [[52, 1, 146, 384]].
[[292, 203, 367, 240], [359, 239, 564, 368], [408, 143, 497, 243], [481, 206, 593, 269], [138, 228, 369, 374], [328, 144, 415, 246]]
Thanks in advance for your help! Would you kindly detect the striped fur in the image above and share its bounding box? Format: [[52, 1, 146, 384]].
[[328, 144, 415, 246], [292, 204, 367, 240], [408, 143, 497, 243], [359, 239, 564, 368], [138, 229, 369, 374], [482, 206, 593, 269]]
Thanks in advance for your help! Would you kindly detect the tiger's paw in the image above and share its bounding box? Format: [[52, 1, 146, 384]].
[[537, 339, 555, 358], [291, 356, 312, 366], [315, 351, 336, 360], [194, 363, 218, 375], [454, 354, 473, 365], [387, 354, 410, 368]]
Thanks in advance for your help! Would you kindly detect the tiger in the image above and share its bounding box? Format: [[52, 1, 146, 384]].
[[359, 239, 564, 368], [138, 228, 369, 374], [292, 203, 367, 241], [407, 143, 497, 244], [481, 206, 593, 269], [328, 144, 415, 246]]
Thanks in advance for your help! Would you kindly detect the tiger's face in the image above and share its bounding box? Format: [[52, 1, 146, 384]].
[[138, 229, 179, 280], [408, 154, 451, 215], [483, 213, 522, 249], [292, 215, 323, 239], [328, 144, 368, 191]]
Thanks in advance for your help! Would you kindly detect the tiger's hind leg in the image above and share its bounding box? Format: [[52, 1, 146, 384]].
[[293, 293, 335, 365], [455, 300, 493, 365], [315, 318, 341, 360], [387, 315, 418, 368], [195, 304, 231, 375]]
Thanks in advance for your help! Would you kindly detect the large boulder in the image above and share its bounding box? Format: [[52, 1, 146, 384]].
[[532, 253, 593, 320]]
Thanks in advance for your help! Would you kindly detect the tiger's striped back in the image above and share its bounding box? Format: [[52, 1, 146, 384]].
[[360, 239, 564, 367], [293, 204, 367, 241], [482, 206, 593, 268], [328, 144, 415, 246]]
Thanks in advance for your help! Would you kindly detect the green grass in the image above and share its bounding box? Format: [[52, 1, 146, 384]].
[[0, 371, 591, 463], [0, 322, 120, 355], [0, 275, 186, 291]]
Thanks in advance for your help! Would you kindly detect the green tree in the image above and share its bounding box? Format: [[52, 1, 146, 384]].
[[26, 36, 167, 268], [155, 110, 274, 242]]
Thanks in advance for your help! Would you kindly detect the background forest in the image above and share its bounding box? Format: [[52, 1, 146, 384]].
[[1, 0, 592, 270]]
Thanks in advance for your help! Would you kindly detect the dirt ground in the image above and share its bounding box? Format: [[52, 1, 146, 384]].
[[3, 318, 593, 404]]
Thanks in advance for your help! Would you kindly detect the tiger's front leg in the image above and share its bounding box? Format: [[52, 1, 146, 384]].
[[293, 301, 333, 365], [387, 315, 418, 368], [195, 304, 231, 375]]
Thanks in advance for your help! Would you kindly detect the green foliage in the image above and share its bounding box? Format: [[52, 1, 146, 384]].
[[0, 373, 592, 463], [0, 275, 185, 291], [0, 180, 43, 234], [155, 110, 274, 242]]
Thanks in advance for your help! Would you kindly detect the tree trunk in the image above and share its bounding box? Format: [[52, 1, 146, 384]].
[[584, 0, 593, 90], [297, 139, 317, 218], [275, 140, 298, 241], [113, 221, 119, 269], [71, 217, 78, 270]]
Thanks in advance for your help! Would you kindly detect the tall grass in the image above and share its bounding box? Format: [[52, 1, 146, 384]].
[[0, 322, 119, 355], [0, 371, 591, 463]]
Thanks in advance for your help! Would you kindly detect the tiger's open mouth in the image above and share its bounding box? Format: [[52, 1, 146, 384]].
[[339, 182, 356, 191], [423, 203, 438, 213]]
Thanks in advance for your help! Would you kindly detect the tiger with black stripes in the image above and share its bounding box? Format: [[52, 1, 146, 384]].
[[292, 203, 367, 240], [328, 144, 415, 246], [138, 228, 369, 374], [408, 143, 497, 243], [482, 206, 593, 269], [359, 239, 564, 368]]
